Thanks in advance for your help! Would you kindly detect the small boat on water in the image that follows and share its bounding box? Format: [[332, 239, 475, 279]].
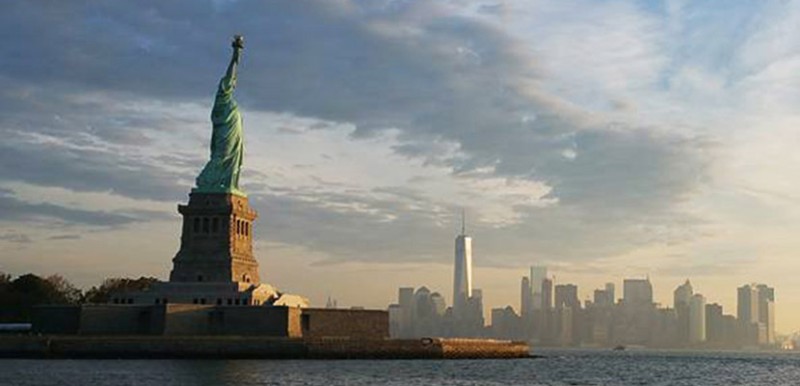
[[612, 345, 626, 351]]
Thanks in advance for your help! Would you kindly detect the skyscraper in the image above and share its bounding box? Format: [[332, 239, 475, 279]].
[[737, 284, 759, 324], [430, 292, 447, 317], [541, 278, 553, 310], [395, 287, 415, 337], [399, 287, 414, 309], [414, 286, 433, 320], [673, 280, 693, 309], [623, 278, 653, 307], [554, 283, 580, 346], [520, 276, 531, 319], [555, 284, 579, 309], [538, 277, 554, 344], [453, 212, 473, 314], [674, 280, 693, 343], [689, 293, 706, 343], [756, 284, 775, 344], [467, 288, 485, 332], [593, 283, 615, 307], [593, 288, 610, 307], [604, 283, 615, 305], [705, 303, 724, 343], [530, 266, 548, 310], [737, 284, 764, 345]]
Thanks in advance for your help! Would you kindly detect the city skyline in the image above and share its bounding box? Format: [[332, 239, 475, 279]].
[[3, 1, 800, 335], [391, 261, 779, 329], [390, 239, 777, 347]]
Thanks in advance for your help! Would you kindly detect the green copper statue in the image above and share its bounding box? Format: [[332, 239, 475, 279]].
[[194, 35, 247, 196]]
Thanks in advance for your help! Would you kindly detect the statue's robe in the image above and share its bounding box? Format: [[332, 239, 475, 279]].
[[195, 72, 244, 194]]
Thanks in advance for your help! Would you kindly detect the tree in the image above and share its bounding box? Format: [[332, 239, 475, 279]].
[[0, 272, 11, 320], [0, 273, 81, 322], [46, 274, 82, 304], [0, 272, 10, 302], [82, 277, 159, 304], [9, 274, 62, 304]]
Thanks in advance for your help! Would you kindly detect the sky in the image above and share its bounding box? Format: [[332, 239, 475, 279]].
[[1, 0, 800, 333]]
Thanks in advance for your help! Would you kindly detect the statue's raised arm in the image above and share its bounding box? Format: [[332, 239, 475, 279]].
[[226, 35, 244, 85], [221, 35, 244, 92], [194, 35, 247, 196]]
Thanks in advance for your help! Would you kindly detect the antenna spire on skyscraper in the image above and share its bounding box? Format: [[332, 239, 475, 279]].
[[461, 208, 466, 235]]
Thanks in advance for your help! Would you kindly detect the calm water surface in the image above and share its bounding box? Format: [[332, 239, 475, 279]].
[[2, 349, 800, 386]]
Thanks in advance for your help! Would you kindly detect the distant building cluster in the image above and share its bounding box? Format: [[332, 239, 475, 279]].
[[387, 219, 777, 349], [503, 273, 777, 349], [388, 220, 484, 338], [388, 285, 484, 338]]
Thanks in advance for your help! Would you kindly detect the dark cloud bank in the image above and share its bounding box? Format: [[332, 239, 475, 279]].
[[0, 1, 711, 266]]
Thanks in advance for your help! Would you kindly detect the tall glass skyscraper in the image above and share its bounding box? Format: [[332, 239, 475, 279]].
[[453, 214, 472, 314]]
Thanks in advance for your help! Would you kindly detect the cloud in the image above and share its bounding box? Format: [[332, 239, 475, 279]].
[[0, 189, 153, 227], [0, 232, 32, 244], [0, 83, 206, 202], [47, 234, 83, 240], [251, 187, 453, 264], [0, 0, 714, 265], [0, 134, 188, 202]]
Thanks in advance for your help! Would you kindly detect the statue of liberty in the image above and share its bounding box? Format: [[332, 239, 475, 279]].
[[194, 35, 247, 196]]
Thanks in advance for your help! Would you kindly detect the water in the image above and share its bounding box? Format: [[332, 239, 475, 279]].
[[2, 349, 800, 385]]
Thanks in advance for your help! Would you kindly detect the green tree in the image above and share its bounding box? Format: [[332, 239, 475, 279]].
[[82, 276, 158, 304], [45, 274, 82, 304], [0, 272, 11, 321], [0, 273, 81, 322]]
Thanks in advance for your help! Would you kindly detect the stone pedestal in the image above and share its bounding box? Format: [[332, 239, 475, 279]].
[[112, 190, 308, 308], [170, 192, 260, 284]]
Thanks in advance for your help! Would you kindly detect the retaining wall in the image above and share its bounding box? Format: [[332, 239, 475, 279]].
[[0, 336, 530, 359]]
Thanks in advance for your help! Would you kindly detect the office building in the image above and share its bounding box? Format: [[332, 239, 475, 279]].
[[689, 293, 706, 343], [605, 283, 615, 305], [705, 303, 724, 344], [541, 278, 553, 310], [531, 266, 548, 309], [521, 277, 531, 319], [737, 284, 759, 324], [674, 280, 693, 343], [555, 284, 579, 309], [623, 278, 653, 307], [756, 284, 775, 344]]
